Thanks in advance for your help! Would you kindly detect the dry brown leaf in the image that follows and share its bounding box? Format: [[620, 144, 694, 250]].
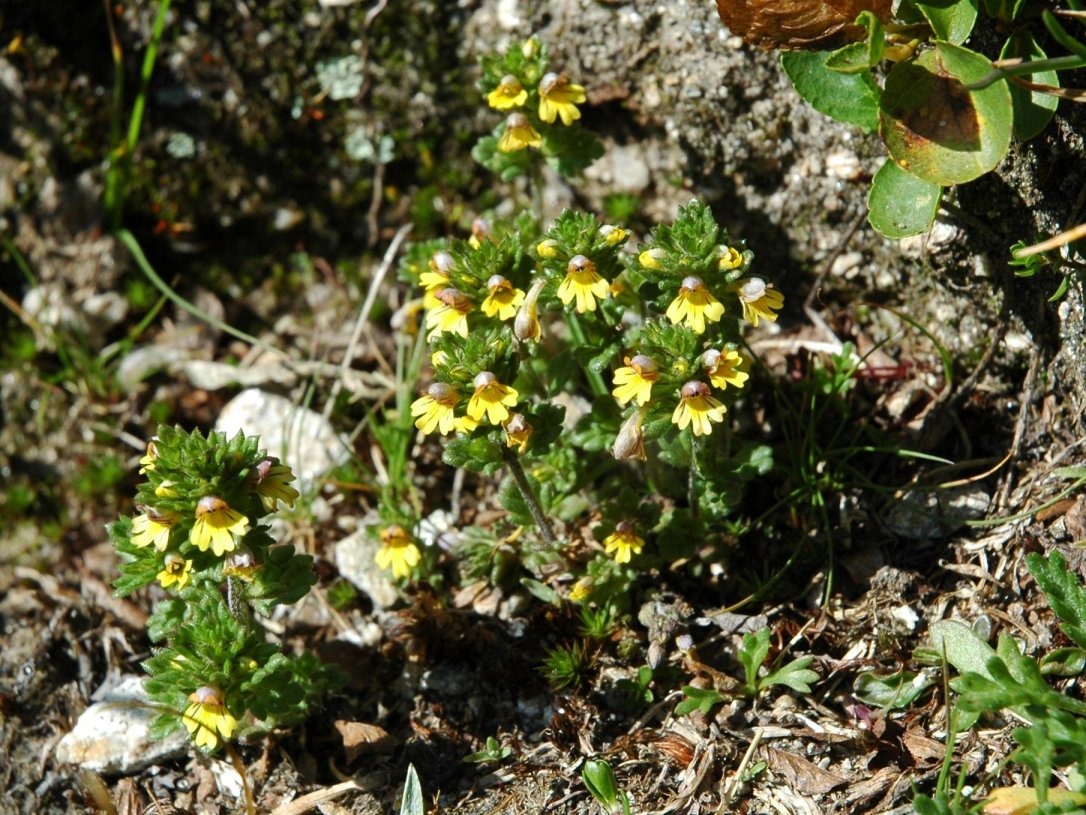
[[334, 720, 396, 763], [762, 746, 847, 794], [716, 0, 893, 50], [903, 728, 946, 765]]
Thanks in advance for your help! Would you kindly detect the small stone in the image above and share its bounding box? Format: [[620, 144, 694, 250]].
[[55, 676, 186, 773], [215, 388, 349, 489], [116, 345, 185, 392]]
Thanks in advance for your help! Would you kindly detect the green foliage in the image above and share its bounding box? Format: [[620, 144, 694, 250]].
[[737, 629, 820, 697], [463, 736, 514, 764], [111, 426, 343, 754], [675, 685, 727, 717], [617, 665, 656, 707], [578, 602, 621, 641], [542, 642, 592, 691], [779, 0, 1085, 237], [399, 765, 424, 815], [1028, 551, 1086, 650], [582, 758, 632, 815]]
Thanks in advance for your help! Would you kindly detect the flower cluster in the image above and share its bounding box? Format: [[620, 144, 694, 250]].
[[110, 426, 342, 753], [474, 38, 603, 180]]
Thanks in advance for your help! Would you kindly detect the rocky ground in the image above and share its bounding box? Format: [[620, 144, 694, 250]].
[[2, 1, 1086, 814]]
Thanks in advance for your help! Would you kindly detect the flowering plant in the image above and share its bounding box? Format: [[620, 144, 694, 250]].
[[109, 426, 343, 753]]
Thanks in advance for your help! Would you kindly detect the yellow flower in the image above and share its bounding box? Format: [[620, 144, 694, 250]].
[[467, 371, 519, 425], [131, 508, 181, 551], [411, 382, 461, 435], [375, 525, 421, 580], [481, 274, 526, 321], [982, 786, 1086, 815], [600, 225, 627, 245], [253, 458, 300, 510], [156, 553, 192, 591], [612, 405, 649, 461], [470, 217, 493, 249], [182, 686, 237, 752], [538, 72, 586, 125], [498, 112, 542, 152], [487, 74, 528, 109], [671, 381, 727, 437], [702, 348, 749, 390], [556, 254, 610, 313], [611, 354, 658, 407], [138, 439, 157, 473], [666, 275, 725, 335], [736, 277, 784, 327], [190, 496, 250, 557], [223, 548, 258, 581], [638, 247, 666, 270], [431, 349, 449, 368], [514, 279, 546, 343], [717, 246, 743, 270], [536, 239, 561, 259], [603, 521, 644, 564], [503, 413, 533, 453], [421, 251, 454, 309], [569, 577, 593, 603], [425, 287, 472, 340]]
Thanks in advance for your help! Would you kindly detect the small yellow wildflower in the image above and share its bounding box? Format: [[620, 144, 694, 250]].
[[375, 525, 421, 580], [514, 279, 546, 342], [253, 458, 300, 510], [982, 786, 1086, 815], [498, 112, 542, 152], [182, 686, 237, 752], [569, 577, 593, 603], [469, 217, 493, 249], [467, 371, 519, 425], [138, 439, 157, 473], [666, 276, 725, 335], [536, 239, 561, 259], [603, 521, 644, 564], [425, 287, 472, 340], [612, 354, 658, 407], [223, 548, 258, 581], [190, 496, 250, 557], [717, 246, 743, 271], [487, 74, 528, 110], [503, 413, 533, 453], [410, 382, 461, 435], [481, 274, 526, 321], [671, 381, 727, 437], [131, 508, 181, 551], [538, 72, 586, 126], [702, 348, 749, 390], [431, 349, 449, 368], [612, 404, 649, 461], [638, 247, 666, 270], [156, 553, 193, 591], [154, 481, 177, 498], [556, 254, 610, 313], [421, 251, 454, 310], [599, 225, 627, 246], [736, 277, 784, 327]]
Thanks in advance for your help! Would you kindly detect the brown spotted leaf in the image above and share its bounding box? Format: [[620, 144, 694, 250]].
[[716, 0, 893, 50]]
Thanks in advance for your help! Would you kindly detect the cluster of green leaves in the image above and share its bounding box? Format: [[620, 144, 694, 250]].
[[583, 758, 633, 815], [676, 628, 820, 716], [912, 552, 1086, 813], [109, 426, 342, 752], [781, 0, 1085, 238], [473, 37, 603, 180]]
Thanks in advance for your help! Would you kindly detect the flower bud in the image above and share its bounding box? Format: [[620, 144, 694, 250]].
[[612, 405, 648, 461], [514, 279, 546, 342]]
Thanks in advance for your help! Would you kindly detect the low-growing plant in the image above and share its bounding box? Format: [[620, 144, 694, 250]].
[[110, 426, 343, 754], [583, 758, 633, 815], [755, 0, 1086, 238], [463, 735, 514, 764], [912, 551, 1086, 813]]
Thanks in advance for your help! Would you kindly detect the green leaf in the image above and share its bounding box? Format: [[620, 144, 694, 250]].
[[675, 685, 726, 716], [781, 50, 881, 133], [399, 765, 424, 815], [914, 0, 978, 45], [1040, 647, 1086, 677], [853, 669, 936, 709], [737, 629, 771, 692], [824, 11, 886, 73], [928, 619, 997, 679], [582, 759, 620, 810], [867, 158, 943, 238], [1028, 552, 1086, 650], [443, 435, 504, 475], [761, 656, 820, 694], [1000, 33, 1060, 141], [880, 43, 1013, 185]]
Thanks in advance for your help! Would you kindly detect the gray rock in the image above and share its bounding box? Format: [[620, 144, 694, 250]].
[[180, 359, 295, 390], [334, 528, 399, 610], [215, 388, 349, 489], [54, 676, 186, 773], [884, 486, 990, 540]]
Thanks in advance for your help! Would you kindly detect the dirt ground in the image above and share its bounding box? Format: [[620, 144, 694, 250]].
[[3, 1, 1086, 814]]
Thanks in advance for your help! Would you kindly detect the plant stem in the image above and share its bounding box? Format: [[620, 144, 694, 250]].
[[502, 446, 558, 548], [530, 161, 545, 226]]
